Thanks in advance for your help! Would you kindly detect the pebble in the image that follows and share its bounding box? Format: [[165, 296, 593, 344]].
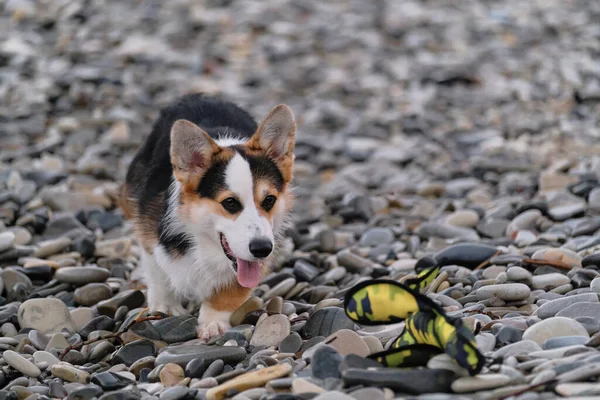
[[206, 363, 292, 400], [303, 307, 356, 338], [477, 283, 531, 301], [451, 374, 512, 393], [536, 293, 599, 319], [3, 350, 42, 378], [156, 345, 247, 367], [522, 317, 589, 345], [74, 283, 113, 306], [51, 362, 90, 383], [18, 298, 77, 334], [0, 231, 16, 252], [532, 273, 571, 290], [249, 314, 291, 347], [160, 363, 185, 387]]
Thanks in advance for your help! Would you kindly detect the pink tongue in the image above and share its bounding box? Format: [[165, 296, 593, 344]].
[[236, 258, 261, 288]]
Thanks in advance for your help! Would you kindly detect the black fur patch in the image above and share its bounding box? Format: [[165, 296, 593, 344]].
[[235, 147, 284, 192], [197, 158, 229, 199]]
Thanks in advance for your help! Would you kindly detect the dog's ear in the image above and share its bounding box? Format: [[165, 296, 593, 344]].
[[249, 105, 296, 162], [170, 119, 220, 184]]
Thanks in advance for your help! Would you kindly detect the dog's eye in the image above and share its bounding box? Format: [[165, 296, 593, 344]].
[[262, 195, 277, 211], [221, 197, 242, 214]]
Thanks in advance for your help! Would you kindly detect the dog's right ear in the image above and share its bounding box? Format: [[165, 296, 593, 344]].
[[170, 119, 220, 184]]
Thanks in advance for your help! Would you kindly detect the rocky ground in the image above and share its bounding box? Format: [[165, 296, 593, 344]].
[[2, 0, 600, 399]]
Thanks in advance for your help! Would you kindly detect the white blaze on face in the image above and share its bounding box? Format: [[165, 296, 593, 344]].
[[219, 152, 273, 260]]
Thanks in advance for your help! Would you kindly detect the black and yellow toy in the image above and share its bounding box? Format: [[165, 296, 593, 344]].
[[343, 261, 485, 376]]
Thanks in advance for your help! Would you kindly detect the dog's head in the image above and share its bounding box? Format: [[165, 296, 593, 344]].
[[169, 105, 296, 288]]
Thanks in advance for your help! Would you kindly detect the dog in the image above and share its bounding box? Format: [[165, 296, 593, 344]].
[[121, 93, 296, 340]]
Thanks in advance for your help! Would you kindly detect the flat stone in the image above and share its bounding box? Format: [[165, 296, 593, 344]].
[[230, 297, 263, 327], [33, 237, 72, 258], [160, 386, 188, 400], [493, 340, 542, 359], [51, 362, 90, 383], [96, 289, 145, 317], [323, 329, 370, 357], [292, 378, 325, 394], [112, 339, 157, 366], [33, 351, 60, 368], [91, 371, 134, 391], [279, 332, 303, 354], [55, 266, 110, 286], [154, 316, 197, 344], [555, 383, 600, 397], [94, 238, 132, 259], [206, 363, 292, 400], [362, 336, 383, 355], [160, 363, 185, 387], [74, 283, 113, 306], [1, 269, 32, 295], [311, 345, 342, 380], [303, 307, 355, 338], [3, 350, 41, 377], [531, 248, 582, 269], [250, 314, 290, 347], [18, 298, 77, 334], [532, 273, 571, 290], [70, 307, 95, 332], [537, 293, 599, 319], [556, 302, 600, 320], [415, 222, 480, 242], [523, 317, 589, 345], [477, 283, 531, 301], [543, 336, 589, 350], [156, 345, 247, 367], [0, 231, 16, 252], [45, 332, 70, 351], [451, 374, 512, 393], [185, 358, 206, 379], [342, 368, 455, 394], [359, 228, 394, 247]]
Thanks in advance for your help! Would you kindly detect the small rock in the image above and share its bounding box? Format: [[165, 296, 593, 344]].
[[477, 283, 531, 301], [250, 314, 291, 347], [18, 298, 77, 334], [451, 374, 512, 393], [160, 363, 185, 387], [3, 350, 41, 377], [523, 317, 589, 345], [51, 362, 90, 383]]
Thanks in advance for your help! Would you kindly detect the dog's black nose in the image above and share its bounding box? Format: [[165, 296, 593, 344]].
[[249, 238, 273, 258]]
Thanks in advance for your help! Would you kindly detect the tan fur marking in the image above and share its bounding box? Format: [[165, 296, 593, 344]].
[[207, 282, 252, 312]]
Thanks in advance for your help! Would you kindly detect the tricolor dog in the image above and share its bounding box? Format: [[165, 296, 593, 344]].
[[121, 94, 296, 340]]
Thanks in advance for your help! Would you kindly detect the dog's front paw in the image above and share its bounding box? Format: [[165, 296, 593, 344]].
[[196, 320, 230, 342], [150, 302, 188, 317]]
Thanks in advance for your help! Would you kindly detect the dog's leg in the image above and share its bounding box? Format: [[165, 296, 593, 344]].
[[197, 283, 251, 341], [142, 250, 187, 316]]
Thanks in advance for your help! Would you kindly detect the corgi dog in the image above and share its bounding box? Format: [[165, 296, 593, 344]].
[[121, 93, 296, 340]]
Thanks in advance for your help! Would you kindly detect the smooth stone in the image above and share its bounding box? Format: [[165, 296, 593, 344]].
[[583, 253, 600, 268], [359, 228, 394, 247], [415, 223, 479, 242], [262, 277, 296, 300], [0, 232, 16, 252], [451, 374, 512, 393], [531, 248, 582, 269], [323, 329, 370, 357], [477, 283, 531, 301], [303, 307, 355, 338], [556, 302, 600, 320], [445, 210, 480, 228], [523, 317, 589, 345], [311, 345, 342, 380], [292, 378, 325, 394], [506, 266, 532, 282], [154, 316, 197, 343], [45, 332, 70, 351], [279, 332, 302, 354], [55, 267, 110, 286], [160, 386, 188, 400], [543, 336, 589, 350], [362, 336, 383, 354], [293, 260, 320, 282], [28, 330, 50, 350], [496, 325, 523, 346], [537, 293, 599, 319], [205, 363, 292, 400], [230, 297, 263, 327], [591, 277, 600, 294], [96, 289, 145, 317], [427, 353, 469, 377], [160, 363, 185, 387], [532, 273, 571, 290], [185, 358, 206, 379], [70, 307, 95, 332], [493, 340, 542, 359], [223, 324, 254, 342], [1, 269, 32, 294], [156, 345, 247, 367], [576, 316, 600, 335], [475, 333, 496, 353], [33, 351, 60, 367], [51, 362, 90, 383], [18, 298, 77, 334], [434, 243, 498, 269], [3, 350, 41, 377], [65, 384, 103, 399], [91, 371, 135, 391], [249, 314, 290, 347], [506, 210, 542, 237], [112, 339, 157, 366], [33, 237, 72, 258], [74, 283, 113, 306], [342, 368, 454, 394], [555, 383, 600, 397]]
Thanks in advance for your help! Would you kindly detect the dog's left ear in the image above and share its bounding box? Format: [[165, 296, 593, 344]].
[[249, 105, 296, 163]]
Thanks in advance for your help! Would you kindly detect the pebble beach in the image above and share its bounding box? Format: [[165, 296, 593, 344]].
[[2, 0, 600, 399]]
